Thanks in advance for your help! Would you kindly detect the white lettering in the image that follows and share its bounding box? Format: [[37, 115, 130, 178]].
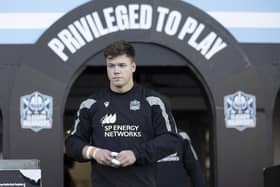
[[129, 4, 140, 29], [74, 17, 94, 42], [177, 16, 198, 40], [92, 12, 109, 36], [205, 37, 227, 60], [104, 125, 112, 131], [47, 4, 227, 62], [58, 29, 81, 53], [48, 38, 68, 62], [156, 6, 169, 32], [104, 131, 142, 137], [140, 4, 153, 29], [164, 10, 181, 36], [196, 32, 217, 55], [86, 14, 101, 38], [103, 7, 119, 33], [188, 23, 205, 49], [112, 125, 140, 131], [115, 5, 129, 31], [68, 24, 86, 47]]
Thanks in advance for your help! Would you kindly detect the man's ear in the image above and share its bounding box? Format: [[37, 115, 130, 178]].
[[132, 62, 136, 72]]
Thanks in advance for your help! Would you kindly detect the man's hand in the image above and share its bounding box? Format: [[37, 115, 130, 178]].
[[83, 146, 136, 167], [116, 150, 136, 167], [93, 148, 115, 166]]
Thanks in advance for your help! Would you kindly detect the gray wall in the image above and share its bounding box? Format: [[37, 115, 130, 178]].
[[242, 43, 280, 166]]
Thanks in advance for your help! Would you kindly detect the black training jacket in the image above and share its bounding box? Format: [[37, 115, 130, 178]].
[[156, 131, 206, 187], [65, 83, 179, 187]]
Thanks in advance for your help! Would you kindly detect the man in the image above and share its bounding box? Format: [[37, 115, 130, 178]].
[[157, 130, 206, 187], [65, 40, 179, 187]]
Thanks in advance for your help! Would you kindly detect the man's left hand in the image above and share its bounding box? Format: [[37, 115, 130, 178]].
[[116, 150, 136, 167]]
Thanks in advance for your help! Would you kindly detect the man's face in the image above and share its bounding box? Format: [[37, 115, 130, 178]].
[[106, 54, 136, 89]]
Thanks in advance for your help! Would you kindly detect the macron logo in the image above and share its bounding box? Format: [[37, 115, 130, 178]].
[[101, 113, 117, 125]]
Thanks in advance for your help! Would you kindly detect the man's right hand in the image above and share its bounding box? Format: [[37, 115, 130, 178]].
[[93, 148, 115, 166]]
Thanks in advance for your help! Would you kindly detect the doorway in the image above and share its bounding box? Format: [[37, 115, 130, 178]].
[[64, 43, 215, 187]]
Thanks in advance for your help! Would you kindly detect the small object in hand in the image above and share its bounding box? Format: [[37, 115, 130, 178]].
[[111, 152, 119, 157], [111, 158, 120, 166]]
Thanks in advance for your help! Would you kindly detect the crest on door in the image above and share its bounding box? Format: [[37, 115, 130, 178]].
[[224, 91, 256, 131]]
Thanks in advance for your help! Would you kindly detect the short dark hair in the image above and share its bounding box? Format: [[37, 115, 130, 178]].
[[104, 40, 135, 60]]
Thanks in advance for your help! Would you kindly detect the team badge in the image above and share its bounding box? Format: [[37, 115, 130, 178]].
[[224, 91, 256, 131], [20, 91, 53, 132], [130, 100, 140, 111]]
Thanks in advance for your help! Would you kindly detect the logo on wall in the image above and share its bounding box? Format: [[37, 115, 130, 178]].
[[20, 91, 53, 132], [224, 91, 256, 131]]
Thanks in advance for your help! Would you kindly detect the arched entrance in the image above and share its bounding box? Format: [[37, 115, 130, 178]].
[[273, 90, 280, 165], [64, 43, 215, 186]]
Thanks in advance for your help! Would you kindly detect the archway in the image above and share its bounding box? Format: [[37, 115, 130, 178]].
[[63, 43, 215, 186], [273, 90, 280, 165]]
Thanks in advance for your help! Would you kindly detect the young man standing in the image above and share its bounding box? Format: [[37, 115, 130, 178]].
[[65, 40, 179, 187]]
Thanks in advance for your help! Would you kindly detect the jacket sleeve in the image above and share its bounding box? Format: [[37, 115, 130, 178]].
[[182, 139, 206, 187], [65, 99, 95, 161], [132, 95, 180, 165]]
